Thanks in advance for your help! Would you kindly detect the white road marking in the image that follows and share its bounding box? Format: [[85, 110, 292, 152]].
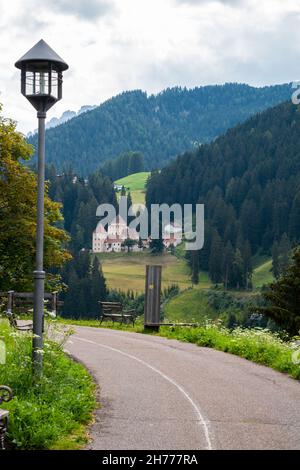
[[73, 335, 213, 450]]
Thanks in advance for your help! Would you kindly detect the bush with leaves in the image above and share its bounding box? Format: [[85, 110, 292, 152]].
[[0, 104, 71, 291]]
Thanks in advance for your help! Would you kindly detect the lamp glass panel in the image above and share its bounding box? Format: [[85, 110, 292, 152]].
[[51, 70, 59, 99], [25, 71, 50, 96]]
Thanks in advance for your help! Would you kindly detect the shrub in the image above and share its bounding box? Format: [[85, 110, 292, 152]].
[[0, 320, 96, 449]]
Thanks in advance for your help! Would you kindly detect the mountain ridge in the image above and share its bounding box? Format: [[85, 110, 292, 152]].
[[27, 105, 97, 137], [27, 83, 293, 175]]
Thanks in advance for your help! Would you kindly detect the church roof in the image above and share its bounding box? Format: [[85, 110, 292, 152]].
[[111, 215, 126, 225], [95, 222, 106, 233]]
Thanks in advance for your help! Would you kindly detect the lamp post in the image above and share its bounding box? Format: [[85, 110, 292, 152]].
[[15, 40, 68, 375]]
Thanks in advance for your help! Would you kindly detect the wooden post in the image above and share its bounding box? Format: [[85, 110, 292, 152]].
[[144, 265, 162, 332]]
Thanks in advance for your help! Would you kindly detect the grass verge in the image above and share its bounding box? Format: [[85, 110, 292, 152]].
[[0, 319, 96, 449], [158, 323, 300, 380], [58, 317, 145, 333]]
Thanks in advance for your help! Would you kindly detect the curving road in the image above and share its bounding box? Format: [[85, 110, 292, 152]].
[[66, 326, 300, 450]]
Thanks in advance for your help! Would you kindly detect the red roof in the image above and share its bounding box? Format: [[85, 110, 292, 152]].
[[105, 237, 123, 243]]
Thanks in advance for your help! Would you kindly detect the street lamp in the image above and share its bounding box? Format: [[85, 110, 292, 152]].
[[15, 40, 68, 375]]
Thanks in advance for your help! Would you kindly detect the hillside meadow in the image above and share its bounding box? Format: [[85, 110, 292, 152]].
[[96, 252, 202, 293], [164, 287, 217, 323], [252, 257, 274, 289], [115, 171, 150, 205]]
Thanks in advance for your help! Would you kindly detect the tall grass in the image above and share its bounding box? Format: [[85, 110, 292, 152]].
[[0, 320, 96, 449], [159, 322, 300, 380]]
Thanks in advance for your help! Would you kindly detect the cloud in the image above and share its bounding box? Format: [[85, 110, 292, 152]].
[[175, 0, 245, 6], [43, 0, 114, 21], [14, 15, 47, 32], [2, 0, 300, 134]]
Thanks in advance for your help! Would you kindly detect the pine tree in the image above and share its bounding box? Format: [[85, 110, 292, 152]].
[[241, 239, 252, 289], [257, 248, 300, 336], [128, 152, 144, 174], [123, 238, 137, 252], [278, 233, 291, 273], [289, 193, 300, 241], [126, 191, 134, 225], [272, 241, 280, 279], [272, 234, 292, 279], [231, 248, 245, 290], [209, 232, 223, 284], [149, 216, 164, 255], [150, 237, 164, 254], [90, 257, 107, 318], [191, 250, 199, 284], [222, 242, 234, 290], [63, 269, 81, 318]]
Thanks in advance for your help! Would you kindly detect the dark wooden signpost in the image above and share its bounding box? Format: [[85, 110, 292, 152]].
[[144, 265, 162, 331]]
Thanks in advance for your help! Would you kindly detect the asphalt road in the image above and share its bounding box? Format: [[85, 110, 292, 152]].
[[66, 326, 300, 450]]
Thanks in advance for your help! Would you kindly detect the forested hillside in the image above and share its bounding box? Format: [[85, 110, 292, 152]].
[[46, 165, 117, 252], [46, 166, 117, 316], [101, 151, 145, 180], [28, 83, 292, 174], [146, 101, 300, 289]]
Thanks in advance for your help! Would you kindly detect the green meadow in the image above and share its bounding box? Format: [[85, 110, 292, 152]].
[[115, 171, 150, 205], [97, 251, 194, 292]]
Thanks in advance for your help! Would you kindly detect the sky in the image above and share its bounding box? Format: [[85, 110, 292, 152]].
[[1, 0, 300, 134]]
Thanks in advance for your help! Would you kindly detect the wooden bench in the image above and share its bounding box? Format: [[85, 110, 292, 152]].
[[4, 291, 63, 331], [99, 301, 137, 326], [0, 386, 13, 450]]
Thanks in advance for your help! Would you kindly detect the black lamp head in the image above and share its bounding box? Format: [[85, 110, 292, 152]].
[[15, 39, 69, 113]]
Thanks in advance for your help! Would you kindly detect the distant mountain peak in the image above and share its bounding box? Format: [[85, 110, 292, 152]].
[[27, 105, 97, 136]]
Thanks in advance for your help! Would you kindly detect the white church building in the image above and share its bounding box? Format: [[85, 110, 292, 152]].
[[93, 216, 183, 253], [162, 222, 182, 248], [93, 215, 139, 253]]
